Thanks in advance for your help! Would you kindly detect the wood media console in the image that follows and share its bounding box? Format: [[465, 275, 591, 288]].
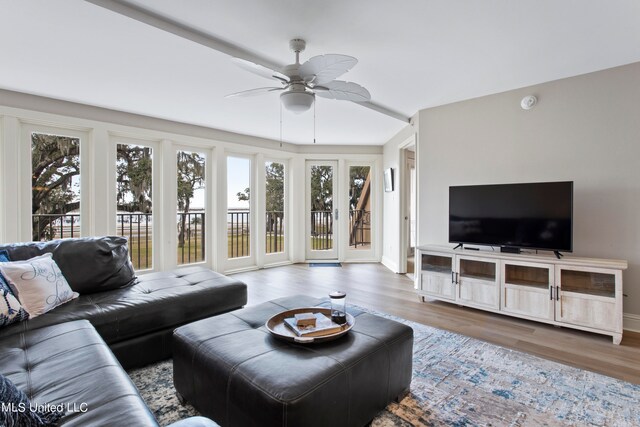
[[415, 245, 627, 344]]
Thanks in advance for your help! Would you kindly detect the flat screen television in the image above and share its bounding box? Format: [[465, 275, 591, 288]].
[[449, 181, 573, 253]]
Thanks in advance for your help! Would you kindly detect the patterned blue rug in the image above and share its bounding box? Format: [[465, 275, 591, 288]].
[[129, 309, 640, 426]]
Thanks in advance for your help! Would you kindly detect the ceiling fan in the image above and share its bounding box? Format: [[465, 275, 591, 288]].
[[226, 39, 371, 114]]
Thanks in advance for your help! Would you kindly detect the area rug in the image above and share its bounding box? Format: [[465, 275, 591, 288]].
[[129, 310, 640, 427]]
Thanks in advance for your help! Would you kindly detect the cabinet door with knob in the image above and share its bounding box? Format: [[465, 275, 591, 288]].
[[456, 256, 500, 310], [555, 265, 623, 343], [501, 261, 554, 321], [418, 252, 456, 301]]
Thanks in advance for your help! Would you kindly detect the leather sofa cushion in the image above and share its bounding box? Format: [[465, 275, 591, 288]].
[[0, 266, 247, 344], [0, 320, 158, 426], [0, 236, 135, 294]]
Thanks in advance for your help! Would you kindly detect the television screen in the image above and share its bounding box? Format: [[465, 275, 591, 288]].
[[449, 181, 573, 252]]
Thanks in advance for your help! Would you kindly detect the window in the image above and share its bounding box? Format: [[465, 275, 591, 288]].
[[227, 156, 251, 259], [31, 132, 81, 241], [309, 164, 334, 251], [348, 166, 372, 250], [116, 143, 153, 270], [177, 150, 206, 265], [265, 161, 285, 254]]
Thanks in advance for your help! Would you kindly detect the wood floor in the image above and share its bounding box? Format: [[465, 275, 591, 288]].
[[231, 262, 640, 384]]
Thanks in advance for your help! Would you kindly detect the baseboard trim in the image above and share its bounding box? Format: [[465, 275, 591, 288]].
[[624, 313, 640, 333], [381, 256, 399, 273]]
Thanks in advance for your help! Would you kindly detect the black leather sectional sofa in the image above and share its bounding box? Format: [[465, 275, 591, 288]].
[[0, 236, 246, 426]]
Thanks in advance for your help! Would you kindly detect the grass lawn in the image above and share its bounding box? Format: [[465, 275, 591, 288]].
[[227, 234, 287, 257], [127, 236, 205, 270], [124, 233, 287, 269]]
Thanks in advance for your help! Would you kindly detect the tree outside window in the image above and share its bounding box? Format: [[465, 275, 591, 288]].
[[31, 133, 80, 241]]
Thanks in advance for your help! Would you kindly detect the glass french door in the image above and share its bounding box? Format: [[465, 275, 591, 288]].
[[306, 161, 338, 260]]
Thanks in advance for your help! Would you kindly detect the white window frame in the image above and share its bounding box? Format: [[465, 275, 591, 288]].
[[20, 123, 91, 242], [173, 144, 212, 268], [262, 157, 289, 265], [224, 152, 255, 271], [112, 136, 162, 273], [343, 159, 379, 262]]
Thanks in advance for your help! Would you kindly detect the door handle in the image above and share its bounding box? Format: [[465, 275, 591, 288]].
[[451, 271, 455, 284], [556, 286, 560, 301], [549, 286, 553, 300], [455, 272, 459, 284]]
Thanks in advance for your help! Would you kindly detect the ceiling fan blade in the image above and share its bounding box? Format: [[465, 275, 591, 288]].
[[225, 87, 284, 98], [231, 57, 288, 82], [299, 54, 358, 85], [314, 81, 371, 102]]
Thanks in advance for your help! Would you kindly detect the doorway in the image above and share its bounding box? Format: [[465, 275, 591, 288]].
[[398, 136, 417, 277], [306, 161, 338, 260], [404, 148, 416, 279]]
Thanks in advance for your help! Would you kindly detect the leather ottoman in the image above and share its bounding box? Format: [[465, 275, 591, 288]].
[[173, 295, 413, 427]]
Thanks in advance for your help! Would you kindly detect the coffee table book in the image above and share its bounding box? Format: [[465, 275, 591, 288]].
[[283, 313, 343, 337]]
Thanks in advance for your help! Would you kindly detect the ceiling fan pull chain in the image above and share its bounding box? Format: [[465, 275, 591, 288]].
[[313, 100, 316, 144]]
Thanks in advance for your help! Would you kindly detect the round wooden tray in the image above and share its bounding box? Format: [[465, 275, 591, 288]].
[[265, 307, 355, 344]]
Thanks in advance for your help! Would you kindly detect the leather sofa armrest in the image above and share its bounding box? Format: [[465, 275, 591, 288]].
[[166, 416, 220, 427]]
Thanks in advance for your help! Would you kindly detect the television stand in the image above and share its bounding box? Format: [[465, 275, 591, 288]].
[[415, 244, 627, 345], [500, 246, 521, 254], [554, 251, 564, 259]]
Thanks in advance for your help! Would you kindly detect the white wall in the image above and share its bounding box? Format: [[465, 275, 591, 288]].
[[416, 62, 640, 317], [382, 121, 417, 272]]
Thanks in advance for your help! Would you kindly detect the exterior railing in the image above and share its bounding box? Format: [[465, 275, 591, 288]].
[[308, 210, 370, 251], [32, 213, 80, 241], [35, 208, 375, 265], [32, 212, 200, 270], [310, 210, 333, 250], [117, 212, 153, 269], [265, 211, 285, 254], [177, 212, 205, 265], [349, 209, 371, 248], [228, 210, 250, 258]]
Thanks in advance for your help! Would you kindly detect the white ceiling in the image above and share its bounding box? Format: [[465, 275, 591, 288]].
[[1, 0, 639, 145]]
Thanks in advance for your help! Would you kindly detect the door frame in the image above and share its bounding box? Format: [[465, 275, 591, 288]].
[[398, 134, 417, 274], [343, 159, 378, 261], [224, 152, 256, 271], [305, 160, 339, 260]]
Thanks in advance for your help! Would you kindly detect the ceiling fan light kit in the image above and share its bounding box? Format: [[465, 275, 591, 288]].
[[280, 90, 315, 114], [228, 38, 371, 114]]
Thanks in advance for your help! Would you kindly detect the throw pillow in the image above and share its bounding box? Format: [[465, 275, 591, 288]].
[[0, 253, 78, 318], [0, 373, 63, 426], [0, 251, 29, 327], [0, 236, 137, 294]]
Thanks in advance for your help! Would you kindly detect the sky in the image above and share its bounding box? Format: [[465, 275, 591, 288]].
[[226, 156, 250, 209], [180, 154, 250, 211]]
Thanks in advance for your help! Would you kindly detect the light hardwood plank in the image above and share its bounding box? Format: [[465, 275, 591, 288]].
[[231, 262, 640, 384]]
